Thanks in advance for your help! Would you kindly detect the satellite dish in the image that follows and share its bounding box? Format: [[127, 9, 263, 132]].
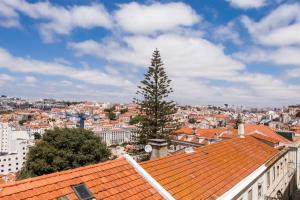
[[144, 145, 152, 153]]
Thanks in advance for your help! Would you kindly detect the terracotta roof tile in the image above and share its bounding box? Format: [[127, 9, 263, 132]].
[[141, 136, 280, 200], [0, 158, 163, 200]]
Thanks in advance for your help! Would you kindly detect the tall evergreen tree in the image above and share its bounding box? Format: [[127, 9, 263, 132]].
[[134, 49, 177, 145], [234, 113, 243, 129]]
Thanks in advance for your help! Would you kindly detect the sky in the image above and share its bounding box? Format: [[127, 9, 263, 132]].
[[0, 0, 300, 107]]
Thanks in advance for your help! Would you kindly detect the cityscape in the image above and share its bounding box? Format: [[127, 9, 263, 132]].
[[1, 0, 300, 200]]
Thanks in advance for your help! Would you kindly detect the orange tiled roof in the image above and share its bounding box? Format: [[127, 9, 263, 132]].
[[0, 158, 163, 200], [251, 133, 280, 144], [141, 137, 280, 200], [175, 127, 236, 139], [244, 124, 290, 143]]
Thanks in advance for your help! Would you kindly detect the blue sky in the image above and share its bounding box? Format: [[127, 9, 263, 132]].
[[0, 0, 300, 107]]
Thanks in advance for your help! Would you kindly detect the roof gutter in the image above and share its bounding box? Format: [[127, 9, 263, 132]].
[[124, 154, 175, 200], [216, 165, 267, 200]]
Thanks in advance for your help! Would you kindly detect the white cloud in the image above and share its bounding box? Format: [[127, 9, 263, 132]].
[[0, 48, 133, 88], [0, 2, 20, 27], [0, 0, 112, 42], [0, 73, 14, 86], [234, 47, 300, 67], [226, 0, 267, 9], [242, 3, 300, 46], [114, 2, 200, 34], [212, 22, 242, 45], [24, 76, 37, 86], [69, 33, 244, 80]]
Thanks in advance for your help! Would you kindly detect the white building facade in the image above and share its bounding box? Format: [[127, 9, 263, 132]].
[[94, 126, 136, 146], [0, 123, 33, 175], [218, 148, 297, 200]]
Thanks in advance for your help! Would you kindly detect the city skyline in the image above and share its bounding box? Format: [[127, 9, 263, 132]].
[[0, 0, 300, 106]]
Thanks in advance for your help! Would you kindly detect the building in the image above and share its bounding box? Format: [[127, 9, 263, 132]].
[[142, 136, 296, 199], [94, 125, 136, 146], [172, 124, 290, 149], [1, 135, 298, 200], [0, 157, 166, 200], [0, 123, 32, 175]]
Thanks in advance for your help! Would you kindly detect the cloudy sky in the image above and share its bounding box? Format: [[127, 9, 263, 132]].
[[0, 0, 300, 106]]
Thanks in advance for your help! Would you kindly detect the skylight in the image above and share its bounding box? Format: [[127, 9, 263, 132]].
[[72, 183, 94, 200]]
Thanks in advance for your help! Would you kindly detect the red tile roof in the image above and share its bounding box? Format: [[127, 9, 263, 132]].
[[244, 124, 290, 143], [0, 158, 163, 200], [175, 127, 235, 139], [251, 133, 280, 145], [175, 124, 290, 143], [141, 137, 280, 200]]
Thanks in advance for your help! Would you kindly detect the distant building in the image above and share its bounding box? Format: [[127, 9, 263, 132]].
[[94, 125, 136, 146], [0, 123, 32, 175]]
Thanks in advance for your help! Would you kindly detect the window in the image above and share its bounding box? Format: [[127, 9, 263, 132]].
[[248, 189, 253, 200], [267, 171, 270, 187], [72, 183, 94, 200], [273, 167, 275, 181], [258, 183, 262, 198], [277, 166, 279, 177]]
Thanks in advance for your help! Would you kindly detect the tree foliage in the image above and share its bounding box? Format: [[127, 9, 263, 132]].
[[234, 114, 243, 129], [134, 49, 177, 145], [120, 108, 128, 114], [17, 128, 110, 180], [129, 114, 144, 125], [33, 132, 41, 140], [188, 118, 197, 124], [108, 112, 116, 120]]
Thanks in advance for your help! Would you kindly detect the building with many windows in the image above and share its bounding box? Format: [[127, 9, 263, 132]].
[[94, 125, 136, 146], [0, 123, 32, 175]]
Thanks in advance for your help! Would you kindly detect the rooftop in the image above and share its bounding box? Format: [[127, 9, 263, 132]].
[[0, 158, 163, 200], [141, 136, 281, 200]]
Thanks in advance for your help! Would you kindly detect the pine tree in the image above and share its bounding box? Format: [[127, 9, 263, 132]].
[[234, 113, 242, 129], [134, 49, 177, 145]]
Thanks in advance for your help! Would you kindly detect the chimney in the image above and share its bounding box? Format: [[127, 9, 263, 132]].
[[192, 127, 196, 135], [238, 123, 245, 138], [148, 139, 168, 160]]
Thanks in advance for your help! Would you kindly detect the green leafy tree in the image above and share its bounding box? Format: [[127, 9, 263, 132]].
[[134, 49, 177, 145], [188, 118, 197, 124], [33, 132, 41, 140], [17, 128, 111, 180], [108, 112, 116, 120], [120, 108, 128, 114]]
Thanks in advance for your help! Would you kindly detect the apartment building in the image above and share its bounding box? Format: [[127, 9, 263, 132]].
[[1, 135, 298, 200], [0, 123, 32, 175]]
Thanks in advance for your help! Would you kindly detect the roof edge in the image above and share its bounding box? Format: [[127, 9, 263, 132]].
[[124, 154, 175, 200], [216, 165, 267, 200]]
